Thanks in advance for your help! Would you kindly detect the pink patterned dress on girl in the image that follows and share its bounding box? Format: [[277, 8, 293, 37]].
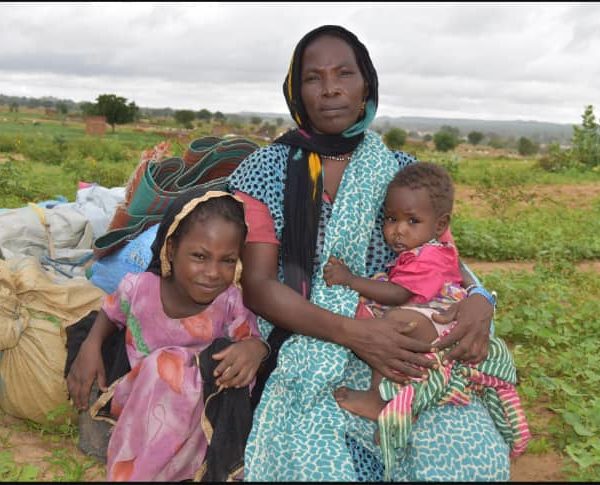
[[101, 271, 260, 482]]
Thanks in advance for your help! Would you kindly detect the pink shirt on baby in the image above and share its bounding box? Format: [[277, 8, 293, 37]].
[[388, 241, 463, 305]]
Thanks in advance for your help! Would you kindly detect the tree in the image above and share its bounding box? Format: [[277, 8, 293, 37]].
[[95, 94, 138, 132], [197, 109, 212, 122], [572, 105, 600, 168], [213, 111, 226, 123], [8, 102, 18, 113], [174, 109, 196, 129], [275, 117, 284, 127], [468, 131, 484, 145], [383, 127, 407, 150], [250, 116, 262, 125], [433, 126, 460, 152], [517, 137, 539, 156], [56, 101, 68, 125], [80, 101, 98, 116]]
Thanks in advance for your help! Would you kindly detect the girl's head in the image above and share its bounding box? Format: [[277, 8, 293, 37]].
[[283, 25, 379, 136], [147, 188, 247, 306], [383, 162, 454, 254]]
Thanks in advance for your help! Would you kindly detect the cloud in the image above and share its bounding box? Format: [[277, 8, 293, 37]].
[[0, 2, 598, 123]]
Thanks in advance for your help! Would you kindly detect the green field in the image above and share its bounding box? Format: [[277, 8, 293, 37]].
[[1, 107, 599, 481]]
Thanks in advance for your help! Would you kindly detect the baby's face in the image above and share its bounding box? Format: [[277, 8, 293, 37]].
[[382, 186, 439, 253]]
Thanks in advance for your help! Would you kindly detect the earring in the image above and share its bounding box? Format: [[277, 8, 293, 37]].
[[359, 100, 366, 116]]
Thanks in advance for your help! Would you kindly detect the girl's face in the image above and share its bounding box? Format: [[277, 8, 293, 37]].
[[383, 186, 449, 254], [300, 34, 367, 135], [167, 216, 243, 307]]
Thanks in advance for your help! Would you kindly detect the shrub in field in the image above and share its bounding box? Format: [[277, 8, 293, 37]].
[[538, 143, 578, 172], [482, 265, 600, 480], [518, 136, 539, 156], [572, 105, 600, 169], [433, 126, 460, 152], [61, 156, 134, 188], [0, 161, 37, 204], [383, 127, 407, 149]]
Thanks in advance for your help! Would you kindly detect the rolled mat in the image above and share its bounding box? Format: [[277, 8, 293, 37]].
[[93, 136, 258, 259]]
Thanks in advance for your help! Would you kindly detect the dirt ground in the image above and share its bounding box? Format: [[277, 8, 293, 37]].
[[4, 181, 598, 481], [1, 406, 566, 482], [0, 258, 572, 482]]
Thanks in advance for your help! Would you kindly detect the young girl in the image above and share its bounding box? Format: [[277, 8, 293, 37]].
[[324, 162, 530, 479], [66, 188, 268, 482]]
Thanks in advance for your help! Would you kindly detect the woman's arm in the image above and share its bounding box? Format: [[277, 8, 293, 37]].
[[241, 242, 435, 381], [432, 258, 494, 364]]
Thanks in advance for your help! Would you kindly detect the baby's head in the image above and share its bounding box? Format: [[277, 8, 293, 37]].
[[148, 188, 247, 306], [383, 162, 454, 253]]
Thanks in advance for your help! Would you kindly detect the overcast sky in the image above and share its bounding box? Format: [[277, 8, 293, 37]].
[[1, 2, 599, 124]]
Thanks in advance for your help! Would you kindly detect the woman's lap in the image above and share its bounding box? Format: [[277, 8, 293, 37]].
[[348, 397, 510, 482]]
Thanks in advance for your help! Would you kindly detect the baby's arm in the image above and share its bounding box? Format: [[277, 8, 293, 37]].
[[323, 255, 414, 306]]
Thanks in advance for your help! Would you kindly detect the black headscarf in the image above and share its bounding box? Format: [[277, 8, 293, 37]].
[[146, 186, 244, 276], [252, 25, 379, 409]]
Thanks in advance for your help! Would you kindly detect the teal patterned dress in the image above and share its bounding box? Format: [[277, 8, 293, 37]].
[[228, 131, 510, 482]]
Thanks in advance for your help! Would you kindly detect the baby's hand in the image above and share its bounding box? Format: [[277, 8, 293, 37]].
[[323, 256, 354, 287], [212, 338, 268, 389]]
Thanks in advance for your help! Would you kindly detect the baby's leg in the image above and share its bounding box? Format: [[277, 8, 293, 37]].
[[334, 369, 386, 421], [384, 307, 438, 344], [334, 309, 437, 422]]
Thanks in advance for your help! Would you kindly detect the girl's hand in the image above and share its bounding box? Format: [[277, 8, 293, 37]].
[[323, 256, 354, 287], [431, 293, 493, 365], [66, 340, 107, 411], [212, 338, 268, 388]]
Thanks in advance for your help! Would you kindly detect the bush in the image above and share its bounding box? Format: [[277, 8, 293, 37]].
[[468, 131, 484, 145], [538, 143, 580, 172], [433, 130, 459, 152], [518, 137, 539, 156], [383, 127, 407, 150], [572, 105, 600, 169]]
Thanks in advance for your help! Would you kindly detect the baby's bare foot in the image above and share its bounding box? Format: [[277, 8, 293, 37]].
[[333, 386, 386, 421]]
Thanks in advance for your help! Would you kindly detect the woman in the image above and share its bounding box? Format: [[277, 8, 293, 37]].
[[228, 25, 508, 481]]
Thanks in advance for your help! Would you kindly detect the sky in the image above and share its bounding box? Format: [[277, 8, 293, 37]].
[[0, 2, 599, 124]]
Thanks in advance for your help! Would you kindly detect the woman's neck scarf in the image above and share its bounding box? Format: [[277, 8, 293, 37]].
[[277, 25, 379, 301], [252, 26, 380, 407]]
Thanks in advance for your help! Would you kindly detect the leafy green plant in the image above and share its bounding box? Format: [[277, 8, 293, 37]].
[[0, 451, 40, 481], [482, 264, 600, 480]]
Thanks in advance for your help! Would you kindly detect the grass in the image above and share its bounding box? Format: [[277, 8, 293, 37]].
[[1, 107, 599, 481], [482, 262, 600, 480]]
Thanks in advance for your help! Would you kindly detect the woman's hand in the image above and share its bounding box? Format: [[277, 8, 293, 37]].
[[66, 340, 107, 411], [212, 338, 268, 388], [431, 293, 493, 365], [343, 315, 435, 383], [323, 256, 354, 287]]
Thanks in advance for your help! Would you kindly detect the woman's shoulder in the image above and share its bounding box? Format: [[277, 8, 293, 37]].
[[391, 150, 418, 167], [228, 143, 290, 200], [232, 143, 290, 173]]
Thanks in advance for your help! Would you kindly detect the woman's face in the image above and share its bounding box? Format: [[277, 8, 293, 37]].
[[300, 35, 367, 135]]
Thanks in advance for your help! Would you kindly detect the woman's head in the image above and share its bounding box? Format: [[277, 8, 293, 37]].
[[383, 162, 455, 253], [148, 189, 247, 306], [283, 25, 378, 136]]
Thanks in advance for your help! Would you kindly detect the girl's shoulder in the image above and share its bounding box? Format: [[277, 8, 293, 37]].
[[116, 271, 159, 297]]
